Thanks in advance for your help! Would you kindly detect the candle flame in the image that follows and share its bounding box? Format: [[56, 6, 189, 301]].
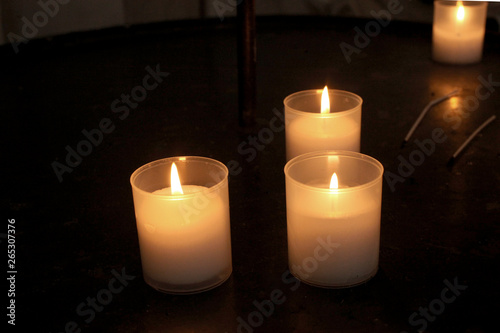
[[330, 172, 338, 189], [321, 86, 330, 114], [170, 162, 183, 195], [457, 1, 464, 21]]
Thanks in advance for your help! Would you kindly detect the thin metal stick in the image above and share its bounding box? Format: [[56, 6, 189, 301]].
[[448, 115, 496, 165], [237, 0, 256, 128], [401, 89, 460, 148]]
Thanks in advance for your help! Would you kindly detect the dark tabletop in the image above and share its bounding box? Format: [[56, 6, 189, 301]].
[[2, 15, 499, 333]]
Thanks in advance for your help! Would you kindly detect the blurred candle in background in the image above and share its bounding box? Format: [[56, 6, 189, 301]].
[[432, 1, 488, 64]]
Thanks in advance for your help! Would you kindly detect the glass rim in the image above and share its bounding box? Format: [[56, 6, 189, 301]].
[[130, 156, 229, 198], [434, 1, 487, 8], [284, 89, 362, 118], [284, 150, 384, 193]]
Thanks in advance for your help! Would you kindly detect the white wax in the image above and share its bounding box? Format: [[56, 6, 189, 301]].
[[153, 185, 206, 196], [287, 182, 380, 287], [286, 116, 360, 160], [136, 185, 231, 286], [432, 27, 484, 64]]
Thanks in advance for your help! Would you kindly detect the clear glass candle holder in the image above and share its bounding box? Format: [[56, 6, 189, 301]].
[[284, 151, 383, 288], [432, 1, 488, 64], [284, 89, 362, 161], [130, 156, 232, 294]]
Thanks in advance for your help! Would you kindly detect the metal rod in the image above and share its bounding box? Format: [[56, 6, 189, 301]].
[[237, 0, 256, 128], [401, 89, 459, 148], [448, 115, 496, 165], [199, 0, 206, 18]]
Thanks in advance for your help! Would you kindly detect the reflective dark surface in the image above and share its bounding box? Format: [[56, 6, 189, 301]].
[[3, 16, 499, 332]]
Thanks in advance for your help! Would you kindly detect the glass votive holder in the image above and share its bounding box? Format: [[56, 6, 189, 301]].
[[284, 151, 383, 288], [130, 156, 232, 294], [284, 89, 362, 161], [432, 1, 488, 64]]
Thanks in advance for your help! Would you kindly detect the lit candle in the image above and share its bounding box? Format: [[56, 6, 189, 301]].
[[432, 1, 488, 64], [284, 151, 383, 288], [130, 157, 232, 294], [284, 87, 362, 161]]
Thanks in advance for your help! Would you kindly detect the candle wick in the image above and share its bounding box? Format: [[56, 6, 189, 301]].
[[401, 89, 460, 148]]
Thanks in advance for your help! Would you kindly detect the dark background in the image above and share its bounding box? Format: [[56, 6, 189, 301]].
[[2, 14, 499, 333]]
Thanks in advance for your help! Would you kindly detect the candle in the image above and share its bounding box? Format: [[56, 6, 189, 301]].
[[432, 1, 488, 64], [284, 151, 383, 288], [130, 156, 232, 294], [284, 88, 362, 161]]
